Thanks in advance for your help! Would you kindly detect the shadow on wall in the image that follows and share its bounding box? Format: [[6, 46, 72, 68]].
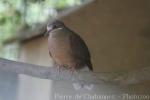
[[0, 70, 18, 100]]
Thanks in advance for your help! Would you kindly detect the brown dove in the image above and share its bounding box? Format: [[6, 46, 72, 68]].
[[45, 20, 93, 72]]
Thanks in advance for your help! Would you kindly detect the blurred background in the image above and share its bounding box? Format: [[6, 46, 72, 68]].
[[0, 0, 150, 100], [0, 0, 88, 60]]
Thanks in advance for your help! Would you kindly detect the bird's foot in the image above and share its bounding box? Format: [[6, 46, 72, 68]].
[[56, 65, 61, 75], [68, 66, 77, 75], [56, 65, 63, 75]]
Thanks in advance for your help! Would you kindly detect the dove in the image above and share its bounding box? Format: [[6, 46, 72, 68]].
[[45, 20, 93, 72]]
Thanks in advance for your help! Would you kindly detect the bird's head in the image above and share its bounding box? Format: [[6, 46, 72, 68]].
[[45, 20, 65, 36]]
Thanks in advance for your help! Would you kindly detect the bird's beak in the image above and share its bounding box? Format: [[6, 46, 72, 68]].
[[45, 26, 53, 37]]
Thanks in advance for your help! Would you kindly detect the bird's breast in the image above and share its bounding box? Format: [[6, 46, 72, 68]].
[[48, 36, 74, 64]]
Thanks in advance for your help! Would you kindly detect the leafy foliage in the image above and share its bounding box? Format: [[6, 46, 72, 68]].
[[0, 0, 83, 42]]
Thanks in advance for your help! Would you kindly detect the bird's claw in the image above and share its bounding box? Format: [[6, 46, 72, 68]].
[[68, 66, 77, 76], [56, 65, 63, 75], [56, 65, 77, 76]]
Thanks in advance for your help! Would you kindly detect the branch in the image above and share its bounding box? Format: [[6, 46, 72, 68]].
[[0, 58, 150, 85]]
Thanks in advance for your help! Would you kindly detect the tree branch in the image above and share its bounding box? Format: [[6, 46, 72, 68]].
[[0, 58, 150, 85]]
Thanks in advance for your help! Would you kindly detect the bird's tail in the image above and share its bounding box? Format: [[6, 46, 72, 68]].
[[87, 60, 93, 71]]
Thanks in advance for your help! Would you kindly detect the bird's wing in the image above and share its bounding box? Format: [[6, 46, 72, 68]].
[[69, 30, 91, 61], [68, 30, 93, 71]]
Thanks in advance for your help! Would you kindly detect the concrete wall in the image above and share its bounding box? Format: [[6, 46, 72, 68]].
[[18, 0, 150, 100], [0, 71, 18, 100], [17, 38, 52, 100]]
